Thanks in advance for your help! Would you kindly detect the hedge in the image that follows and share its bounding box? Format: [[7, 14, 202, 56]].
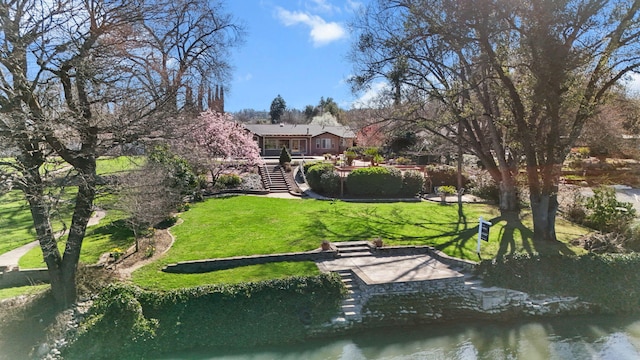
[[425, 165, 468, 192], [345, 166, 402, 197], [476, 253, 640, 313], [306, 162, 336, 194], [400, 170, 425, 197], [64, 273, 345, 359]]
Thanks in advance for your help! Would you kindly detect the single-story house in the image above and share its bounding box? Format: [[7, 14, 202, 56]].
[[245, 124, 356, 156]]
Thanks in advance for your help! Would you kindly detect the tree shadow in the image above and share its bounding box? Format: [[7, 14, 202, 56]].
[[304, 202, 577, 259], [492, 213, 577, 257], [304, 203, 479, 258]]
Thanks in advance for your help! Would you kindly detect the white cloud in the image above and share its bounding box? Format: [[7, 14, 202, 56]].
[[351, 81, 390, 109], [345, 0, 363, 11], [276, 7, 347, 47], [307, 0, 339, 14], [237, 73, 253, 82]]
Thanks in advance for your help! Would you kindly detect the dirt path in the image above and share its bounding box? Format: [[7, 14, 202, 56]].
[[111, 219, 180, 279]]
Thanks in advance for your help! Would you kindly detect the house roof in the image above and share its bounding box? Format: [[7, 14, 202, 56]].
[[245, 124, 356, 138]]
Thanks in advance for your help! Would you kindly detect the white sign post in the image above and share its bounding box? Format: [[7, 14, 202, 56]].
[[477, 217, 492, 257]]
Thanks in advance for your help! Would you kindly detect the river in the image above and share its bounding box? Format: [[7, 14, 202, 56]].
[[161, 315, 640, 360]]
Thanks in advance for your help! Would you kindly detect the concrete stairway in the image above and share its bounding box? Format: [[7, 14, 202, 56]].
[[261, 165, 289, 193], [333, 241, 372, 258], [332, 269, 364, 325]]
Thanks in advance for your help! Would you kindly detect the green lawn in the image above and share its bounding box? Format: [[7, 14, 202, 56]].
[[96, 156, 145, 175], [19, 211, 134, 269], [132, 196, 590, 290], [0, 284, 49, 300], [0, 191, 37, 255]]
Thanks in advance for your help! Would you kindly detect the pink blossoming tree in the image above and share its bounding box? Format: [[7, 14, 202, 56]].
[[190, 110, 262, 184]]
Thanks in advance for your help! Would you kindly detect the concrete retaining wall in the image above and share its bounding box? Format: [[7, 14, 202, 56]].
[[0, 268, 49, 288]]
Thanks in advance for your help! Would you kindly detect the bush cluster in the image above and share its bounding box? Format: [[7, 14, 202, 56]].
[[468, 171, 500, 202], [584, 186, 636, 233], [65, 274, 344, 359], [240, 173, 264, 191], [400, 170, 425, 197], [346, 166, 402, 197], [476, 253, 640, 313], [215, 174, 241, 189], [305, 162, 337, 195], [425, 165, 468, 192]]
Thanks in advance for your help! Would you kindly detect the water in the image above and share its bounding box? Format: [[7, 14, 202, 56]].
[[161, 315, 640, 360]]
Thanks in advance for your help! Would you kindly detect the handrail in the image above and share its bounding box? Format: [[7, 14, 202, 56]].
[[264, 163, 273, 187], [298, 154, 308, 184]]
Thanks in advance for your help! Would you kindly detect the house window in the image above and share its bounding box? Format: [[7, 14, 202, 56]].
[[264, 138, 277, 150], [291, 139, 306, 153], [316, 138, 334, 149], [277, 139, 290, 149]]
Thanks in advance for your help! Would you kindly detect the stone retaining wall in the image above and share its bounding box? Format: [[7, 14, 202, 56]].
[[162, 249, 337, 273]]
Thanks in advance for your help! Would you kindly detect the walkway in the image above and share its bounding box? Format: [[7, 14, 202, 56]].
[[0, 209, 106, 270]]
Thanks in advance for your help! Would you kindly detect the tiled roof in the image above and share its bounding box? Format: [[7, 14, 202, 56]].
[[245, 124, 356, 138]]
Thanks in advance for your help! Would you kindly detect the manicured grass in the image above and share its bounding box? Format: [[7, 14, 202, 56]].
[[132, 196, 590, 290], [96, 156, 145, 175], [19, 212, 134, 269], [0, 191, 37, 254], [0, 284, 49, 300]]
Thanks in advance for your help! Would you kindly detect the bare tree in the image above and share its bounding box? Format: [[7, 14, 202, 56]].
[[125, 0, 244, 113], [0, 0, 243, 306], [350, 0, 640, 242], [116, 163, 181, 252]]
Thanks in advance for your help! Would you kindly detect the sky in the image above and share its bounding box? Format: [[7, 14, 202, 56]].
[[224, 0, 375, 113]]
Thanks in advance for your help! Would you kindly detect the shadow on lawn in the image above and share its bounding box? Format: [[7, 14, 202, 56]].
[[306, 203, 577, 259]]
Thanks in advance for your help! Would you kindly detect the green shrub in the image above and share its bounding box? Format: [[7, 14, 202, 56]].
[[66, 284, 158, 359], [476, 253, 640, 313], [437, 185, 456, 195], [345, 150, 357, 166], [216, 174, 241, 189], [396, 156, 413, 165], [468, 171, 499, 202], [306, 162, 335, 193], [584, 186, 636, 233], [426, 165, 468, 191], [364, 147, 380, 157], [303, 160, 323, 174], [401, 170, 424, 197], [65, 275, 344, 359], [346, 166, 402, 197], [320, 171, 341, 196], [279, 146, 292, 166]]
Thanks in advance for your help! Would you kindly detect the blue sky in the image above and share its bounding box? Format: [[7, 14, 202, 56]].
[[224, 0, 373, 113]]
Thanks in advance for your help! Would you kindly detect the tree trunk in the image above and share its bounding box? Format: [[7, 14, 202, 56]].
[[527, 163, 562, 242], [58, 164, 97, 307], [22, 165, 69, 306], [530, 191, 559, 242], [498, 175, 519, 215]]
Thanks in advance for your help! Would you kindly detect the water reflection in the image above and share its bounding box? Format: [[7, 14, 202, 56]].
[[162, 315, 640, 360]]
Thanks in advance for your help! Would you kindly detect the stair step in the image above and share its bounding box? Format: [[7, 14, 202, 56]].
[[344, 311, 358, 318], [333, 241, 370, 248], [338, 246, 370, 253], [337, 252, 372, 258]]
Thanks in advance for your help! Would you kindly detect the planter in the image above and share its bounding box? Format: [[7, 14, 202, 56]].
[[321, 240, 331, 251]]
